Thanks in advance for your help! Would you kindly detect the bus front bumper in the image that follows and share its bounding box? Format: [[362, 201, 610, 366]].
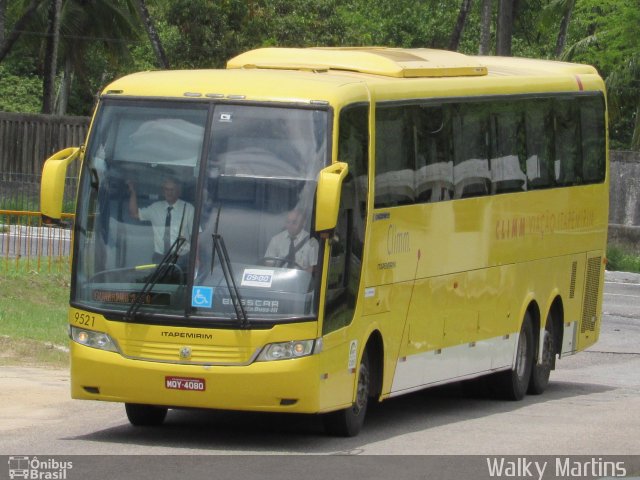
[[70, 342, 322, 413]]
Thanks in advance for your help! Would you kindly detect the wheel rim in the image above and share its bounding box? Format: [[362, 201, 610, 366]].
[[515, 330, 528, 379], [540, 328, 553, 369], [352, 361, 369, 415]]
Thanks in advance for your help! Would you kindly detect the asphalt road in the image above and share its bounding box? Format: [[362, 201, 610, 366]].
[[1, 271, 639, 479]]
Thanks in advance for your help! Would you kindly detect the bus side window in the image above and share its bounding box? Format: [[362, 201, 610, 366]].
[[415, 105, 454, 203], [375, 106, 415, 207], [580, 96, 606, 183], [453, 103, 491, 199], [525, 99, 555, 189], [490, 103, 526, 194], [554, 98, 582, 185]]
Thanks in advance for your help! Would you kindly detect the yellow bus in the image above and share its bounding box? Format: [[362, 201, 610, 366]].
[[41, 47, 608, 436]]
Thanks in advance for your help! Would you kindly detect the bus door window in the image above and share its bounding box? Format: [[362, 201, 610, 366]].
[[323, 104, 369, 334]]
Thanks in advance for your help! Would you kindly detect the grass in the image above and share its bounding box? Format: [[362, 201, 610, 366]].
[[0, 262, 71, 367], [607, 244, 640, 273]]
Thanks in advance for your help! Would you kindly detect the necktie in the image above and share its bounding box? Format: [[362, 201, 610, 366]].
[[286, 236, 296, 267], [163, 206, 173, 252]]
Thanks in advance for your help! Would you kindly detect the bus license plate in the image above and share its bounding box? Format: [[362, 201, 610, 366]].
[[165, 376, 206, 392]]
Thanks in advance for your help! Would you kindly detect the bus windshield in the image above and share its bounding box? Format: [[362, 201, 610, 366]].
[[73, 99, 328, 324]]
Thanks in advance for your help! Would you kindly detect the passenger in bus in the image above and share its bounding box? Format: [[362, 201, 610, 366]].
[[264, 208, 318, 272], [127, 178, 195, 269]]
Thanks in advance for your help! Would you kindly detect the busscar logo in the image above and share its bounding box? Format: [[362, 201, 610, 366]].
[[7, 456, 73, 479]]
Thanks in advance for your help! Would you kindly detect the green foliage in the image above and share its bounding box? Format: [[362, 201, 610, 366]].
[[163, 0, 251, 69], [563, 0, 640, 150], [0, 65, 41, 113], [607, 245, 640, 274], [335, 0, 459, 48]]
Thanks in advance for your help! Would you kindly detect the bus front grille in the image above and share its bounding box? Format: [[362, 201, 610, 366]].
[[118, 339, 257, 365]]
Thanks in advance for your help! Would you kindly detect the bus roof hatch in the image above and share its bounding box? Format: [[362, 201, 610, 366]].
[[227, 47, 488, 78]]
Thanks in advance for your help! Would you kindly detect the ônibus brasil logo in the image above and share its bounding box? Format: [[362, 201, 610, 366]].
[[7, 456, 73, 479]]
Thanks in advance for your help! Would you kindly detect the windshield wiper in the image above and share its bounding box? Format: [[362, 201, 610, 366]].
[[124, 236, 186, 321], [210, 207, 249, 328]]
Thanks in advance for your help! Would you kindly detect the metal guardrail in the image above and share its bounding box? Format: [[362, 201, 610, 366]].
[[0, 210, 74, 272]]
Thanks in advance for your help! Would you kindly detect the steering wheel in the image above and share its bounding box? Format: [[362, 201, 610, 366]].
[[262, 256, 303, 270]]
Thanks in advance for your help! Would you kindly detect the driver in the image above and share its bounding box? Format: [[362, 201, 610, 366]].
[[264, 208, 318, 272], [127, 177, 194, 269]]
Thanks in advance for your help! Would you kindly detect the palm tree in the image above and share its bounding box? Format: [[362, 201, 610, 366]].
[[42, 0, 62, 114], [0, 0, 45, 63], [2, 0, 170, 113], [132, 0, 169, 69], [11, 0, 141, 114], [62, 0, 143, 113]]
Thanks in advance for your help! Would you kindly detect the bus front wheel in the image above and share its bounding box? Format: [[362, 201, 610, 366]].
[[125, 403, 168, 427], [322, 349, 370, 437]]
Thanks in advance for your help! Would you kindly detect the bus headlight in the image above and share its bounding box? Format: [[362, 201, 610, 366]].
[[70, 326, 119, 353], [257, 339, 322, 361]]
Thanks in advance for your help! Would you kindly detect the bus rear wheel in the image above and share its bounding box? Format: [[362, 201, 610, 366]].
[[322, 350, 370, 437], [493, 313, 534, 400], [125, 403, 168, 426], [528, 312, 555, 395]]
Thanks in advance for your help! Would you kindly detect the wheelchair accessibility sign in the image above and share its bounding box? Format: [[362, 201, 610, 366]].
[[191, 286, 213, 308]]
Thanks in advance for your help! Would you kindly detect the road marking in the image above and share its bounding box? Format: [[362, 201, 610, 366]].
[[604, 293, 640, 298], [605, 281, 640, 286]]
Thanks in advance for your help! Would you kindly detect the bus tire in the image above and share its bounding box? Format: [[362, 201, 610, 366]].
[[322, 349, 370, 437], [528, 312, 555, 395], [494, 313, 534, 401], [125, 403, 168, 426]]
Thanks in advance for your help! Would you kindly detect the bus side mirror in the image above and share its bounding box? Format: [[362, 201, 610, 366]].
[[315, 162, 348, 234], [40, 147, 81, 222]]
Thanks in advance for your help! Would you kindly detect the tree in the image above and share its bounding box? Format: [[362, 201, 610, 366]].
[[496, 0, 514, 55], [449, 0, 473, 51], [132, 0, 169, 69], [42, 0, 62, 114], [564, 0, 640, 150], [164, 0, 249, 68], [479, 0, 492, 54], [0, 0, 44, 63], [57, 0, 140, 113], [0, 0, 6, 43], [554, 0, 575, 57]]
